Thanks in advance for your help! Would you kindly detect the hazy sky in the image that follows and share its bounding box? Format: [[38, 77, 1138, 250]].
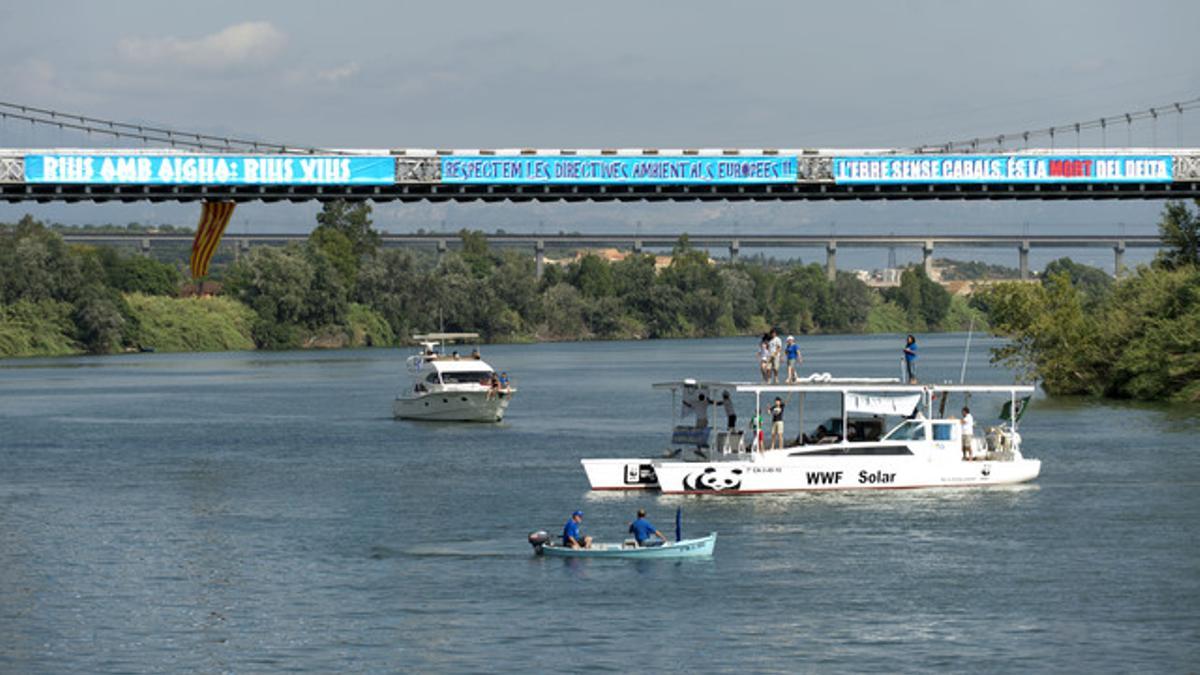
[[1, 0, 1198, 246]]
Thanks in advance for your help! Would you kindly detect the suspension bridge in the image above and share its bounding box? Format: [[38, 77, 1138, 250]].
[[1, 98, 1198, 204], [1, 98, 1194, 277]]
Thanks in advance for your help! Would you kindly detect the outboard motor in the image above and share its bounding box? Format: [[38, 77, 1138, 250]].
[[528, 530, 550, 555]]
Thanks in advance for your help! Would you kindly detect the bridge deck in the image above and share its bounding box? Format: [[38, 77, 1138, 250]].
[[3, 148, 1197, 202]]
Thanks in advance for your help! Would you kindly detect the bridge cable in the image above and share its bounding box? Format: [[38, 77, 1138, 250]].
[[0, 100, 331, 154], [916, 95, 1200, 153]]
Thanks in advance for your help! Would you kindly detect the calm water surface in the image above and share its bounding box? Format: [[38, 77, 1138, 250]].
[[1, 335, 1197, 673]]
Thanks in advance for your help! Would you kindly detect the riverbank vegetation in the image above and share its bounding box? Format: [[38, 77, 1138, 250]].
[[17, 200, 1198, 404], [1, 204, 983, 358], [977, 200, 1200, 403]]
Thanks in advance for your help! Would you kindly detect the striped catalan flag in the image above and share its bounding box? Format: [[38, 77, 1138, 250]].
[[189, 200, 236, 278]]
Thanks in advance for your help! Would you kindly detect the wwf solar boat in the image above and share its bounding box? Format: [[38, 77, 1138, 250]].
[[582, 378, 1038, 495]]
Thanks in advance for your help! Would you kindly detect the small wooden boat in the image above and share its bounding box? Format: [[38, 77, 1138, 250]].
[[527, 531, 716, 559]]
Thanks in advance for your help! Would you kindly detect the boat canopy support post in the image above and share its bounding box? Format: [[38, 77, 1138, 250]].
[[840, 390, 848, 443], [797, 392, 805, 445], [755, 390, 762, 451]]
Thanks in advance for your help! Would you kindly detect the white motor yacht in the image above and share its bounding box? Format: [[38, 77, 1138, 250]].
[[582, 378, 1038, 494], [393, 333, 515, 422]]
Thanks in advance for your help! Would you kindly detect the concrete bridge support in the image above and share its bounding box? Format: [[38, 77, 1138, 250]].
[[825, 242, 837, 281], [140, 237, 152, 257], [436, 239, 447, 263], [632, 239, 643, 255], [729, 239, 739, 263], [1114, 241, 1126, 278], [922, 241, 935, 277], [535, 240, 545, 279], [1019, 241, 1031, 280]]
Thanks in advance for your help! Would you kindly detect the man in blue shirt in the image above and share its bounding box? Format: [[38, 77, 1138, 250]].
[[628, 508, 667, 547], [562, 510, 592, 549], [904, 334, 919, 383]]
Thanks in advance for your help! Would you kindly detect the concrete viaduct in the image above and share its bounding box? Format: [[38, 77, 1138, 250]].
[[59, 231, 1161, 280]]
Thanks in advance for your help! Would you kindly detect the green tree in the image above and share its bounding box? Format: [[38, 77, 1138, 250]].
[[886, 266, 951, 330], [569, 253, 615, 298], [976, 272, 1099, 393], [541, 282, 588, 338], [302, 247, 350, 329], [1156, 200, 1200, 271], [226, 246, 314, 348], [103, 252, 181, 296], [0, 216, 86, 304], [308, 226, 358, 289], [72, 284, 128, 354], [1042, 257, 1112, 308], [356, 249, 430, 338], [459, 229, 495, 278], [315, 200, 379, 259], [490, 251, 541, 329]]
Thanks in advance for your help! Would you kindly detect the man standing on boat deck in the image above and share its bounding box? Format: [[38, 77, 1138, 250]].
[[563, 510, 592, 549], [903, 335, 919, 383], [629, 509, 667, 547], [785, 335, 801, 383], [768, 329, 784, 384], [721, 390, 737, 430], [769, 397, 786, 450], [960, 407, 975, 460]]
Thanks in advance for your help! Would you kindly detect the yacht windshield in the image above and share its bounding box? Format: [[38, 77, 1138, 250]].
[[440, 371, 493, 385], [883, 420, 927, 441]]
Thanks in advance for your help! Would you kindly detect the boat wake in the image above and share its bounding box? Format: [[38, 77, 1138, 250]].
[[399, 544, 522, 559]]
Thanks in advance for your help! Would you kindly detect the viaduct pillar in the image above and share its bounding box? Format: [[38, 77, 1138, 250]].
[[825, 241, 837, 281], [1114, 241, 1126, 279], [535, 240, 545, 279], [1019, 241, 1031, 280], [922, 241, 935, 277], [729, 239, 739, 263], [436, 239, 447, 262]]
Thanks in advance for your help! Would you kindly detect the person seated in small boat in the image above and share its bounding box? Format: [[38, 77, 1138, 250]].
[[563, 510, 592, 549], [629, 508, 667, 547]]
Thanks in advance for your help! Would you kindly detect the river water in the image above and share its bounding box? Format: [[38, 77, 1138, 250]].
[[0, 335, 1197, 673]]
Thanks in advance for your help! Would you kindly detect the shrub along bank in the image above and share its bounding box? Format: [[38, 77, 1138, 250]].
[[976, 200, 1200, 403]]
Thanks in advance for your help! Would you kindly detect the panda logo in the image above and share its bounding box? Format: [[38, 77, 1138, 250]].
[[981, 464, 992, 478], [684, 466, 744, 491]]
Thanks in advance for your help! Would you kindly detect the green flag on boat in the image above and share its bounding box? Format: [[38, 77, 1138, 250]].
[[1000, 395, 1032, 423]]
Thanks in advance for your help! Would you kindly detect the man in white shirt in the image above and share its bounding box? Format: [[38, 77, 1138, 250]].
[[768, 329, 783, 384], [961, 407, 975, 460]]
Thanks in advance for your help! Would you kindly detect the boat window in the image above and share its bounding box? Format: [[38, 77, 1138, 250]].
[[440, 371, 493, 384], [883, 420, 927, 441], [792, 445, 914, 456], [932, 423, 955, 441]]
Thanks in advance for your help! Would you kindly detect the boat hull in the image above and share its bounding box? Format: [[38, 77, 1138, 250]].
[[393, 390, 512, 422], [650, 456, 1041, 494], [538, 533, 716, 559], [581, 458, 662, 491]]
